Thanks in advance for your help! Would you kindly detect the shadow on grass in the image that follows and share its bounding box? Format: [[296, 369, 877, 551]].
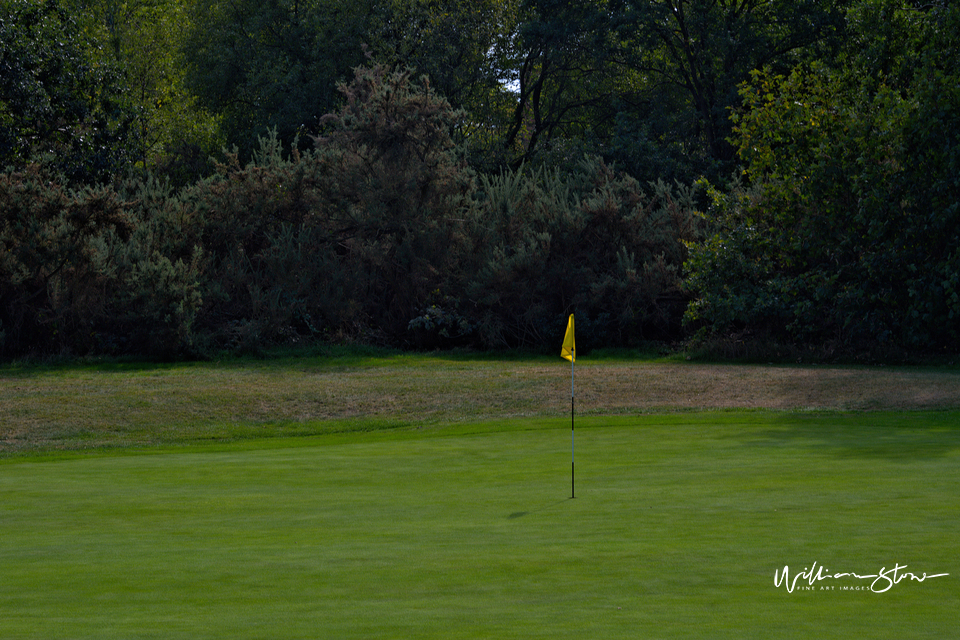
[[0, 343, 683, 377], [750, 411, 960, 461], [0, 344, 405, 378], [507, 498, 570, 520]]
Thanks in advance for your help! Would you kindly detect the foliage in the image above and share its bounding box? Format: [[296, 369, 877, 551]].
[[0, 165, 201, 357], [5, 0, 960, 360], [74, 0, 223, 181], [182, 133, 334, 351], [183, 64, 474, 351], [107, 175, 204, 354], [313, 64, 475, 338], [378, 0, 521, 166], [182, 0, 386, 159], [0, 165, 127, 355], [0, 0, 137, 184], [460, 157, 702, 348], [616, 0, 848, 167], [500, 0, 849, 183], [0, 58, 704, 357], [499, 0, 624, 166], [684, 2, 960, 352]]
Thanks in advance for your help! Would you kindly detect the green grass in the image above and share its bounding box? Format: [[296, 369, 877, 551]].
[[2, 411, 959, 639]]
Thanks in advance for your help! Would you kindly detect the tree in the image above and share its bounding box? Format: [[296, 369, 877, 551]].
[[378, 0, 521, 161], [0, 0, 136, 183], [612, 0, 849, 180], [311, 64, 475, 337], [492, 0, 849, 182], [75, 0, 223, 179], [182, 0, 386, 157], [684, 1, 960, 353], [501, 0, 628, 166], [189, 64, 475, 348]]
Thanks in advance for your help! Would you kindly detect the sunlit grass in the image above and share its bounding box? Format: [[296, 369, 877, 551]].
[[1, 412, 958, 638]]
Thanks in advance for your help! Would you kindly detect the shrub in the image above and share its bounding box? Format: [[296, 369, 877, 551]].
[[459, 156, 702, 349], [0, 165, 204, 357], [106, 175, 205, 355], [0, 165, 130, 356], [312, 64, 475, 339], [185, 64, 475, 350]]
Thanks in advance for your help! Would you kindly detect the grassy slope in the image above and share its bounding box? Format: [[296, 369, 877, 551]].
[[3, 350, 960, 456]]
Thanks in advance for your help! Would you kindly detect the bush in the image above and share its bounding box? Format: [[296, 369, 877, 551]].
[[182, 64, 475, 351], [107, 175, 204, 355], [459, 156, 702, 349], [0, 165, 129, 356], [311, 64, 475, 340], [0, 61, 704, 358], [0, 166, 202, 357]]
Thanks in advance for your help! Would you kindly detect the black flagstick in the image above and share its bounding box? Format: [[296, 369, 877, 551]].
[[571, 352, 575, 499], [562, 314, 576, 499]]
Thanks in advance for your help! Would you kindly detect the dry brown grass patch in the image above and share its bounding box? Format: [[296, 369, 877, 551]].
[[2, 358, 959, 454]]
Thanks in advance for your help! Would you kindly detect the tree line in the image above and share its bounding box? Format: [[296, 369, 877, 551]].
[[1, 0, 958, 359]]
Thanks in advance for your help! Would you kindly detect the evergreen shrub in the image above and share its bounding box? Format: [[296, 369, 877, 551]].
[[457, 157, 702, 349], [0, 61, 704, 357]]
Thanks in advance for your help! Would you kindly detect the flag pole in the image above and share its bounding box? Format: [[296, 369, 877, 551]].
[[561, 313, 576, 499]]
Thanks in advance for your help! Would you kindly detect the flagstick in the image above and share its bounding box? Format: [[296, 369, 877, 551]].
[[561, 313, 576, 500]]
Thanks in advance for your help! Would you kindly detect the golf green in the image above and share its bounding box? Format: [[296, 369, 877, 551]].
[[2, 411, 958, 638]]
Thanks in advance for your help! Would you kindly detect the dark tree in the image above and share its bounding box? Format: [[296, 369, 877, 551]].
[[0, 0, 136, 184]]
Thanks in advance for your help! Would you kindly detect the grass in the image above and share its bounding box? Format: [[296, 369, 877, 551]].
[[3, 351, 960, 456], [2, 413, 959, 638], [2, 352, 959, 637]]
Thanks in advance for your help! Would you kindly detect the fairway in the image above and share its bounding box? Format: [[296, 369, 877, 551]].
[[2, 412, 958, 639]]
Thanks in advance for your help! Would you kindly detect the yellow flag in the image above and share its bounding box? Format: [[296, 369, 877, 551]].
[[561, 314, 575, 362]]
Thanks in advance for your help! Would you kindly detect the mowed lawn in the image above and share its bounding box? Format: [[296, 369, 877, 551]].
[[2, 410, 959, 639]]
